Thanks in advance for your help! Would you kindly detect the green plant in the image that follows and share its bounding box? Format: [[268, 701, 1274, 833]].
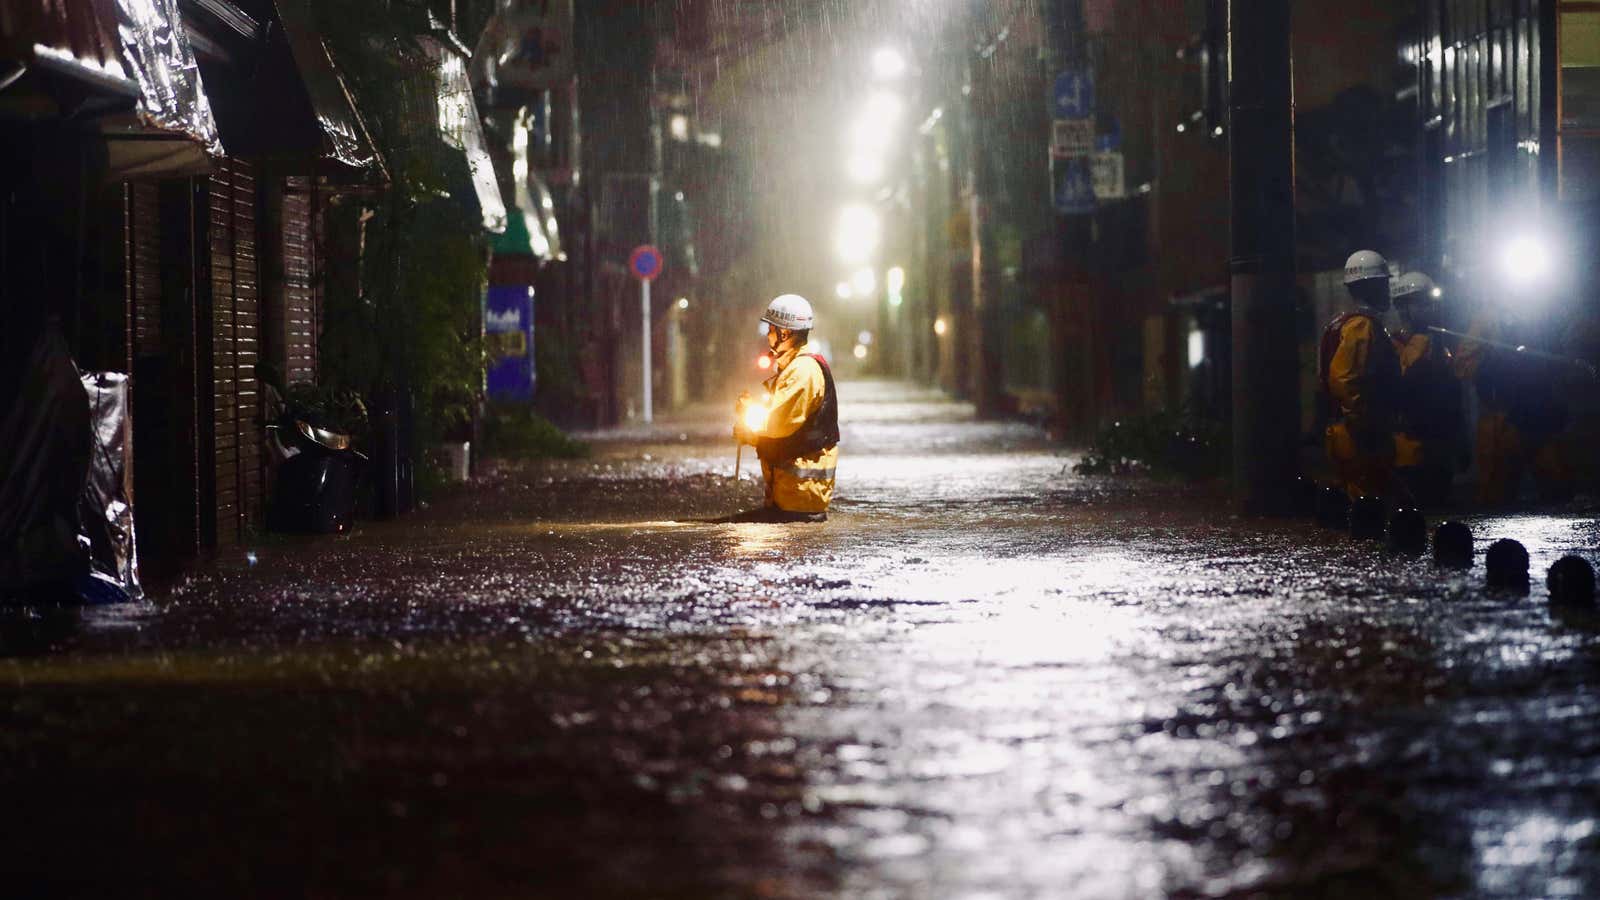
[[308, 0, 490, 453], [481, 405, 589, 460], [1073, 407, 1228, 480], [281, 383, 370, 437]]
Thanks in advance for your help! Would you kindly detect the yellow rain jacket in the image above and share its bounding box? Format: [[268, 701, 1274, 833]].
[[1453, 312, 1573, 505], [755, 344, 839, 513], [1320, 310, 1399, 497]]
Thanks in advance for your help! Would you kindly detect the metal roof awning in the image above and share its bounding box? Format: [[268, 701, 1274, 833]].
[[429, 37, 507, 234], [2, 0, 223, 176], [269, 0, 382, 177], [183, 0, 383, 182]]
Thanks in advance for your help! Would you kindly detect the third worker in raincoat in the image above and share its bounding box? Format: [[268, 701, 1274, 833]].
[[1453, 302, 1573, 506]]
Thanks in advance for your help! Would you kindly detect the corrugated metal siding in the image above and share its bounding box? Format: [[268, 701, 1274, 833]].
[[207, 159, 262, 546], [282, 176, 316, 384]]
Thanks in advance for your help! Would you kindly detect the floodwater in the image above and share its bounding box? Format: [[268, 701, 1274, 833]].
[[4, 380, 1600, 898]]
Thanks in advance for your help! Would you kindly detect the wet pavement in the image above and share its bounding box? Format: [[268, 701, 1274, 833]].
[[4, 380, 1600, 898]]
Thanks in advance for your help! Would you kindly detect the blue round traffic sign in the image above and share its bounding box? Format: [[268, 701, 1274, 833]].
[[629, 245, 663, 281]]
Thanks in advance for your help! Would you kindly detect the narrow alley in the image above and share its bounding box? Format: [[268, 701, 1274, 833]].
[[3, 381, 1598, 897]]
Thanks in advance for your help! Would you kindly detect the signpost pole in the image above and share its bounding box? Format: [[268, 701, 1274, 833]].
[[641, 278, 653, 424]]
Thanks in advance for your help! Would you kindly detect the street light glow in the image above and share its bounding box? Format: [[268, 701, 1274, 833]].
[[871, 47, 907, 80], [864, 90, 903, 123], [934, 317, 948, 336], [851, 267, 877, 297], [846, 153, 884, 184], [836, 204, 881, 263], [1500, 234, 1553, 289], [835, 281, 853, 299], [886, 266, 906, 294]]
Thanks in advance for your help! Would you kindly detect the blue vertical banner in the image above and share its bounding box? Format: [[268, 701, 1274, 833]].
[[486, 285, 536, 402]]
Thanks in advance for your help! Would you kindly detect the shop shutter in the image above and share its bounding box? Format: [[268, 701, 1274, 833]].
[[208, 159, 262, 546], [281, 176, 317, 384], [125, 182, 162, 361]]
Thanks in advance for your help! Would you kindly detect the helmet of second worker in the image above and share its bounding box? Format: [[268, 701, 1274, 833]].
[[762, 294, 815, 332], [1391, 271, 1438, 303]]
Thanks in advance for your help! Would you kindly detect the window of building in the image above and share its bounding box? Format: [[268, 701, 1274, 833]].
[[1559, 2, 1600, 200]]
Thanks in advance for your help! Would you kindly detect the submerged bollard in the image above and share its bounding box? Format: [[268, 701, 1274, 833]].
[[1547, 556, 1596, 607], [1485, 538, 1530, 591], [1292, 476, 1319, 517], [1433, 521, 1473, 568], [1349, 496, 1386, 540], [1387, 507, 1427, 555], [1316, 487, 1350, 529]]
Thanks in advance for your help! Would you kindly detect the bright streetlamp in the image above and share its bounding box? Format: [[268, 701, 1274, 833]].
[[835, 205, 881, 263], [871, 47, 907, 80]]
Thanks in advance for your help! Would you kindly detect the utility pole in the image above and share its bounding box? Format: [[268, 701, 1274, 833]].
[[1227, 0, 1298, 513], [1042, 0, 1094, 439], [968, 37, 1005, 419]]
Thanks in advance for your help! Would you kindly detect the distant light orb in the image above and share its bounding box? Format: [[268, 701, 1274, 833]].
[[851, 267, 877, 297], [886, 266, 906, 294], [669, 113, 690, 142], [933, 317, 948, 336], [858, 330, 874, 345], [852, 343, 869, 360], [871, 47, 907, 80], [835, 204, 881, 263], [677, 297, 690, 310], [756, 354, 772, 370], [835, 281, 853, 300]]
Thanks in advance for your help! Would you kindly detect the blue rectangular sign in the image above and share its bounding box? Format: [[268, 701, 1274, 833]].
[[486, 285, 536, 402], [1052, 70, 1094, 120], [1051, 156, 1096, 214]]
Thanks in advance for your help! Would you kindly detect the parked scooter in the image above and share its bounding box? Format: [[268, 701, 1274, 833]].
[[264, 383, 367, 535]]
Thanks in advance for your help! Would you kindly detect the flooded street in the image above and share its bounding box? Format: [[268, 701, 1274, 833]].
[[5, 380, 1600, 898]]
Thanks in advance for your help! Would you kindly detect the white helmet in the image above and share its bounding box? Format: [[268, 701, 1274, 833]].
[[1343, 250, 1389, 285], [1391, 271, 1438, 302], [761, 294, 815, 331]]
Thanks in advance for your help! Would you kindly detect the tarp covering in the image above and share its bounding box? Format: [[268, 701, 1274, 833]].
[[0, 327, 91, 595], [112, 0, 222, 155], [78, 372, 142, 602]]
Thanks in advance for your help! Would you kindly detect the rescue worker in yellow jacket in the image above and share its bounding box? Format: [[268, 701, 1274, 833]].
[[730, 294, 839, 522], [1320, 250, 1401, 499], [1390, 271, 1461, 506]]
